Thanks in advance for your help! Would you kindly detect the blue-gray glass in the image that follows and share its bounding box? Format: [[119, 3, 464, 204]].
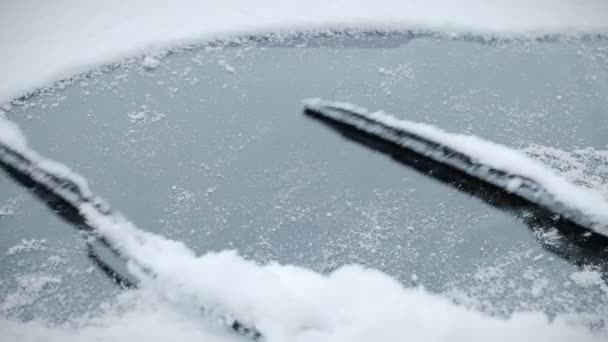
[[1, 33, 608, 322]]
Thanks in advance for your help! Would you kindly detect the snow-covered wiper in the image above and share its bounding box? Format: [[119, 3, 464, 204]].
[[0, 117, 263, 341], [303, 99, 608, 263]]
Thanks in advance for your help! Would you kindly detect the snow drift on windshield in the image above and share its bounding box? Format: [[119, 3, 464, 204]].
[[0, 115, 605, 341]]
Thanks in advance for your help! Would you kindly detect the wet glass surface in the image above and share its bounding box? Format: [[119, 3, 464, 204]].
[[1, 33, 608, 322]]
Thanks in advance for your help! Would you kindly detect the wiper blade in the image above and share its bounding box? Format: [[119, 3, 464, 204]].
[[303, 98, 608, 264], [0, 119, 263, 341]]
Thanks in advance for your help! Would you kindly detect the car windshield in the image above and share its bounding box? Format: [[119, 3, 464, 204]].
[[1, 30, 608, 341]]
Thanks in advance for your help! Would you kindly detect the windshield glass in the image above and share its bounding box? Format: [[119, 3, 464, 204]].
[[1, 31, 608, 340]]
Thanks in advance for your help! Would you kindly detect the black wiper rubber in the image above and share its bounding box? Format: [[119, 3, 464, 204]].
[[303, 99, 608, 266]]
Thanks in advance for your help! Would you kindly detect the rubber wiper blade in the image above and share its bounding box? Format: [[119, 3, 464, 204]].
[[303, 98, 608, 264]]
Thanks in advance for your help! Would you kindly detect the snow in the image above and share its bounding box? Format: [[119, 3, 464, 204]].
[[141, 56, 161, 70], [1, 1, 608, 105], [1, 115, 607, 341], [523, 145, 608, 199], [0, 290, 241, 342], [127, 111, 147, 123], [0, 278, 603, 342], [0, 202, 16, 217], [0, 116, 28, 151], [302, 98, 608, 235], [570, 267, 605, 289], [218, 59, 236, 74], [6, 239, 47, 256], [1, 1, 608, 341], [0, 274, 61, 311]]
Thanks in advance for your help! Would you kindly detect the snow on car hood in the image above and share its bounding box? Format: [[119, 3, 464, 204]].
[[1, 0, 608, 106]]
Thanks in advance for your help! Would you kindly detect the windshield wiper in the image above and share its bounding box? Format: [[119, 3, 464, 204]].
[[0, 122, 263, 341], [303, 98, 608, 267]]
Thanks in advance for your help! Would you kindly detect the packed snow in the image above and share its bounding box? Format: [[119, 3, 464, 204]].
[[2, 1, 608, 341]]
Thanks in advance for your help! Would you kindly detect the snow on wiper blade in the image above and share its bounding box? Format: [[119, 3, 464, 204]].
[[0, 117, 263, 341], [302, 98, 608, 240]]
